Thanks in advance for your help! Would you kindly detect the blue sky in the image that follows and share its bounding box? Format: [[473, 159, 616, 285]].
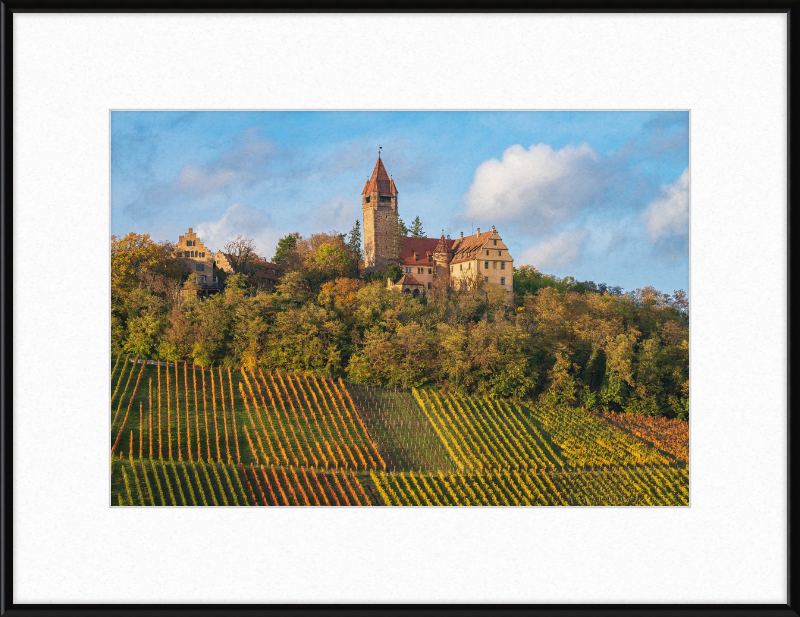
[[110, 111, 689, 296]]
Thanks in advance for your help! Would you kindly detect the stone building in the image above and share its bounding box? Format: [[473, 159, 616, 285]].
[[387, 273, 426, 296], [360, 155, 514, 293], [176, 228, 217, 287], [174, 228, 278, 294], [361, 156, 399, 274], [446, 226, 514, 292]]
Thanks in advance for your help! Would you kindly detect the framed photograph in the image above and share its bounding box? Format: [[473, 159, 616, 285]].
[[2, 3, 793, 612]]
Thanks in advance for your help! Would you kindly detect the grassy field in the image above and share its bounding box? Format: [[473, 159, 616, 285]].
[[110, 357, 689, 506]]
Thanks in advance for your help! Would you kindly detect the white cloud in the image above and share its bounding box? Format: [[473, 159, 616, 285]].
[[309, 196, 361, 235], [195, 203, 279, 259], [174, 127, 276, 195], [176, 165, 240, 193], [518, 230, 589, 271], [642, 168, 690, 241], [125, 128, 276, 216], [462, 143, 603, 232]]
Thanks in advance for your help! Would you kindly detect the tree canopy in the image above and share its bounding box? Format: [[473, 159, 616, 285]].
[[111, 230, 689, 418], [409, 216, 425, 238]]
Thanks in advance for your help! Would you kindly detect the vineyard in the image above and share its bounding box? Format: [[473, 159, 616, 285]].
[[110, 357, 689, 506]]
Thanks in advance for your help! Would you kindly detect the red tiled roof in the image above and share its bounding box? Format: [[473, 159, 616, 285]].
[[399, 236, 454, 265], [450, 231, 493, 265], [362, 157, 397, 196], [434, 234, 451, 254], [396, 273, 423, 286]]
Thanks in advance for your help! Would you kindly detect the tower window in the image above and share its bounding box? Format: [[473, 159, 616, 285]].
[[486, 250, 489, 256], [428, 282, 431, 289], [494, 240, 497, 246], [498, 250, 502, 256], [501, 277, 505, 285], [484, 277, 488, 282], [484, 261, 488, 269], [365, 196, 370, 203], [428, 268, 432, 274], [501, 262, 505, 270]]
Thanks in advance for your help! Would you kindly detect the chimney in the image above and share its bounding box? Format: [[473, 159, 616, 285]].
[[460, 231, 464, 238], [477, 227, 481, 235]]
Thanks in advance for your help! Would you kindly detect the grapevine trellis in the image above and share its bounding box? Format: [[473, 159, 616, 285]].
[[111, 357, 689, 506]]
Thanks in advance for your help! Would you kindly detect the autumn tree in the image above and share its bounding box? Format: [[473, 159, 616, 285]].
[[111, 232, 183, 306]]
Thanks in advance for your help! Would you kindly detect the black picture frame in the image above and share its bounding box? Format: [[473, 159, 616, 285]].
[[0, 2, 795, 615]]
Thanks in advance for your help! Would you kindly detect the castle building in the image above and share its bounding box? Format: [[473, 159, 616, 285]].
[[176, 228, 217, 287], [361, 156, 399, 274], [361, 156, 514, 294], [174, 228, 278, 295]]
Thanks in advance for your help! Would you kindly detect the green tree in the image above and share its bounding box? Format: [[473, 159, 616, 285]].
[[386, 264, 403, 283], [272, 232, 300, 273], [409, 216, 425, 238], [347, 220, 362, 258]]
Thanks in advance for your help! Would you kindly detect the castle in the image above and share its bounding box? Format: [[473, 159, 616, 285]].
[[361, 156, 514, 296], [175, 228, 277, 296]]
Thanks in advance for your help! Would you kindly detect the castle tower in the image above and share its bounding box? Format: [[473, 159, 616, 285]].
[[362, 155, 399, 273], [433, 233, 453, 284]]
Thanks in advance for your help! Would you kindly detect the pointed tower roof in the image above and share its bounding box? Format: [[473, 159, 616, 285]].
[[434, 234, 452, 254], [362, 157, 397, 196]]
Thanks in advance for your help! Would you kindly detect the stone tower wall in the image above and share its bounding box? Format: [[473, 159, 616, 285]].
[[433, 251, 452, 283], [363, 193, 398, 273]]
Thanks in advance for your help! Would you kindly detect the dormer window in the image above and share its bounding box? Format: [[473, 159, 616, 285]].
[[414, 253, 419, 261]]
